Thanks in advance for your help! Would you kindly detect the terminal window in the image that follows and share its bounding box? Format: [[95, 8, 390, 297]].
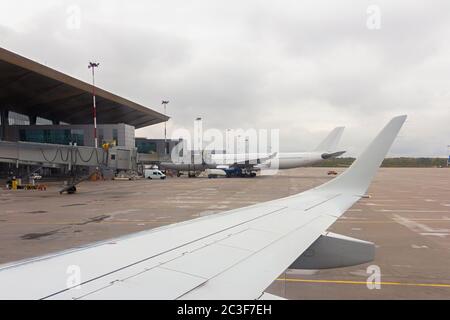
[[136, 140, 157, 154], [8, 111, 30, 126], [36, 117, 53, 125], [112, 128, 118, 145], [19, 129, 84, 146]]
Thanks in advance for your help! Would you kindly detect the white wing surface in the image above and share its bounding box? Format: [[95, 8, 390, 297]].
[[0, 116, 406, 300]]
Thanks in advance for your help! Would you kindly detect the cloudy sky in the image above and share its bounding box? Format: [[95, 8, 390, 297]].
[[1, 0, 449, 156]]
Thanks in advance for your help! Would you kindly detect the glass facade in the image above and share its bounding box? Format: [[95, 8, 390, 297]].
[[112, 128, 118, 145], [70, 129, 84, 145], [19, 129, 84, 146], [6, 123, 133, 147], [136, 140, 157, 154], [98, 128, 104, 144]]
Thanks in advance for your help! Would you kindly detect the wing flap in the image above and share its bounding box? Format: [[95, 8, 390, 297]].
[[162, 244, 251, 279], [63, 267, 207, 300]]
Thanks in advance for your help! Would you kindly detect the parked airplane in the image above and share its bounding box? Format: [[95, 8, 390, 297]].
[[160, 150, 278, 177], [211, 126, 346, 172], [0, 116, 406, 299], [161, 126, 345, 177]]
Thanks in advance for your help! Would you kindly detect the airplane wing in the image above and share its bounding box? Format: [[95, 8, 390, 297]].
[[0, 116, 406, 300]]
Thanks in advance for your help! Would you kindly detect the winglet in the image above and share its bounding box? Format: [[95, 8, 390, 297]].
[[315, 127, 345, 152], [317, 116, 407, 195]]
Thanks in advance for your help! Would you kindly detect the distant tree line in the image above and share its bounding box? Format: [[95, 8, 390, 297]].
[[312, 157, 449, 168]]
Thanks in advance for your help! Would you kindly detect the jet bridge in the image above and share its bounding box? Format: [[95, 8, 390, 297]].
[[0, 140, 136, 171]]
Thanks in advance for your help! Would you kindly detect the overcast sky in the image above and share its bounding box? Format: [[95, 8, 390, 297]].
[[1, 0, 449, 156]]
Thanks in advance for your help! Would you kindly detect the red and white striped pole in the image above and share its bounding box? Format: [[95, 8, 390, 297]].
[[89, 62, 100, 148]]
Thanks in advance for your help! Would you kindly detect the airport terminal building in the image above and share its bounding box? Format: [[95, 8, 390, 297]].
[[0, 47, 170, 176]]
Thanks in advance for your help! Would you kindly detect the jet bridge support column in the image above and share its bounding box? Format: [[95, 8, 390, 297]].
[[29, 115, 37, 125], [0, 109, 9, 141]]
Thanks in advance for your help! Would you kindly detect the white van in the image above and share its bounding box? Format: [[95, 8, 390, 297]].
[[206, 168, 227, 179], [144, 169, 166, 180]]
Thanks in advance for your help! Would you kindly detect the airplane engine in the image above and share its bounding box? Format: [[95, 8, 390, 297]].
[[290, 232, 375, 270]]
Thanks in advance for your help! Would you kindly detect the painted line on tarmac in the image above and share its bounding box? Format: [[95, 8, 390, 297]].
[[276, 278, 450, 288], [378, 210, 450, 213]]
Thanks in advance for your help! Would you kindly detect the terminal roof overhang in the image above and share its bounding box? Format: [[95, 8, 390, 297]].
[[0, 47, 168, 129]]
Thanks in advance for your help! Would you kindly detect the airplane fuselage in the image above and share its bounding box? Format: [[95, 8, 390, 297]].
[[266, 152, 326, 169], [212, 151, 344, 170], [160, 150, 345, 173]]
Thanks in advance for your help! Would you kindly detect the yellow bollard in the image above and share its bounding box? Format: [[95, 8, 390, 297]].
[[12, 179, 17, 190]]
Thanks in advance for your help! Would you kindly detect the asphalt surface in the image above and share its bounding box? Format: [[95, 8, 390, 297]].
[[0, 167, 449, 299]]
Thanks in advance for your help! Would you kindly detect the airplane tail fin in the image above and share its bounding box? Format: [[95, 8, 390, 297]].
[[314, 127, 345, 152], [317, 115, 407, 195]]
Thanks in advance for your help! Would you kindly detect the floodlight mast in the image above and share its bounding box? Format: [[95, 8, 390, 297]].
[[162, 100, 170, 155], [88, 62, 100, 148]]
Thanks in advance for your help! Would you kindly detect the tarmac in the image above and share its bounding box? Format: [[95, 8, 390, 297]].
[[0, 167, 449, 299]]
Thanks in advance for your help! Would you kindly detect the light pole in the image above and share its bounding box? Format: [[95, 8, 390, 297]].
[[226, 129, 231, 154], [195, 117, 203, 166], [237, 135, 242, 154], [88, 62, 100, 148], [162, 100, 170, 155], [447, 145, 450, 167]]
